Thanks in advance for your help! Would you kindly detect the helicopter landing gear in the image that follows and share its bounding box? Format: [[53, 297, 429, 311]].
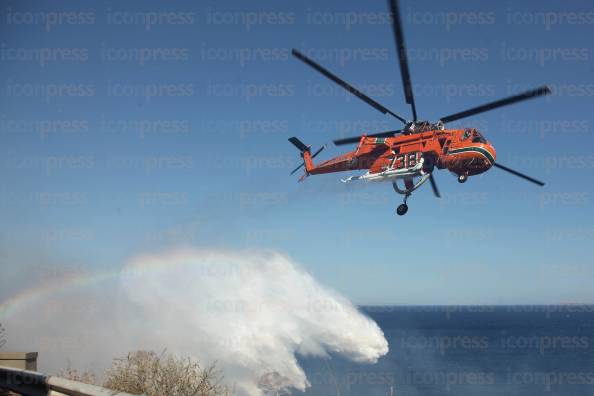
[[396, 194, 410, 216], [458, 174, 468, 183]]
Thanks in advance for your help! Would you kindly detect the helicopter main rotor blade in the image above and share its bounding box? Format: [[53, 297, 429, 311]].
[[440, 86, 551, 123], [493, 163, 545, 186], [388, 0, 417, 121], [291, 49, 407, 124], [428, 174, 441, 198], [333, 129, 402, 146], [290, 145, 326, 175]]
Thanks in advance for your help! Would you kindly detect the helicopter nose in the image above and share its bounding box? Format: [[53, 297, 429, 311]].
[[444, 142, 496, 176], [472, 143, 496, 174]]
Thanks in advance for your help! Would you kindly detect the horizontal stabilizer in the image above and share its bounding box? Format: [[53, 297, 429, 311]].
[[288, 137, 309, 152]]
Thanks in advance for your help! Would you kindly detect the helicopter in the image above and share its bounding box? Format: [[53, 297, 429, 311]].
[[288, 0, 548, 216]]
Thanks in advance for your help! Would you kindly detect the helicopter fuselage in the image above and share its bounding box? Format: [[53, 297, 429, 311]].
[[307, 128, 496, 183]]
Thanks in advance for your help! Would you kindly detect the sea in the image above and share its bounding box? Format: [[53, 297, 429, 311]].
[[300, 305, 594, 396]]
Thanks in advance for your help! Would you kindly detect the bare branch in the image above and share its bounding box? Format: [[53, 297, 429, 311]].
[[103, 350, 230, 396]]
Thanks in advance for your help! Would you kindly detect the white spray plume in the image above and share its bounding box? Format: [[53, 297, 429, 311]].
[[4, 248, 388, 395]]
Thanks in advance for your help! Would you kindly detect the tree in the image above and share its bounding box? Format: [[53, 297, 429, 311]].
[[103, 350, 230, 396]]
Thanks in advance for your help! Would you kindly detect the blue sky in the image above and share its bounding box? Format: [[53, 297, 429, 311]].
[[0, 0, 593, 304]]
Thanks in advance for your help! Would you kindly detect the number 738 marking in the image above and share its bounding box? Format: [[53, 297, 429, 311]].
[[394, 152, 420, 169]]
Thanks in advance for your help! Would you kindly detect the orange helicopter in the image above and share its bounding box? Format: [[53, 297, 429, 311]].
[[288, 0, 547, 216]]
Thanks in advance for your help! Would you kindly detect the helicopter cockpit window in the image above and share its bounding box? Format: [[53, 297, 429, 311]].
[[471, 130, 487, 143]]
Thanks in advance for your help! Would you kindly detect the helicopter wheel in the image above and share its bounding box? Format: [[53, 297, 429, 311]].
[[458, 174, 468, 184], [396, 204, 408, 216]]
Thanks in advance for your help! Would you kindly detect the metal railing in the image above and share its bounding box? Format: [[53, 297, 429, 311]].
[[0, 366, 143, 396]]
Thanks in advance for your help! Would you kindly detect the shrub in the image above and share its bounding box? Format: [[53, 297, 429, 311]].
[[103, 350, 230, 396]]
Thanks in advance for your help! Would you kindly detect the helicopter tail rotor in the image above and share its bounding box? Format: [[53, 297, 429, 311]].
[[288, 137, 326, 177]]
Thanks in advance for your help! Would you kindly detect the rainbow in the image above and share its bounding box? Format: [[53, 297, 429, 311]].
[[0, 270, 118, 320], [0, 249, 245, 320]]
